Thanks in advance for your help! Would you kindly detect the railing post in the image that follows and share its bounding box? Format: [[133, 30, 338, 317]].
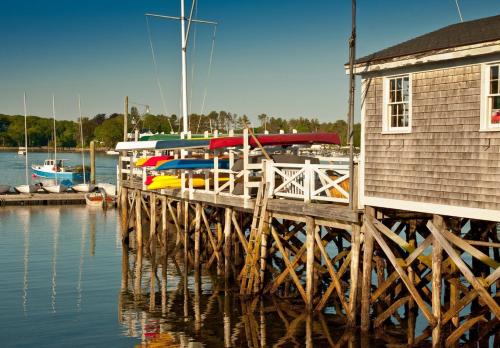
[[142, 167, 147, 190], [214, 155, 219, 195], [242, 128, 249, 200], [304, 160, 311, 203]]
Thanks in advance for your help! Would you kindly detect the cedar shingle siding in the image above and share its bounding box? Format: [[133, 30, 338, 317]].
[[363, 64, 500, 210]]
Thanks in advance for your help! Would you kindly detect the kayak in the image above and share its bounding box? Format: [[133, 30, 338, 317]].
[[147, 176, 229, 190], [209, 132, 341, 149], [138, 155, 174, 168], [156, 159, 230, 170]]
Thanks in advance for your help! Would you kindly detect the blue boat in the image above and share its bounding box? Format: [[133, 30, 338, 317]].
[[156, 159, 230, 170], [32, 159, 90, 182]]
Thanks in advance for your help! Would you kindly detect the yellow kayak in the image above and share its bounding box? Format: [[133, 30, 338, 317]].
[[135, 157, 148, 167], [147, 176, 230, 190]]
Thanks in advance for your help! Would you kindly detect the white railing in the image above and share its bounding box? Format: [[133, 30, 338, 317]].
[[118, 147, 351, 205], [266, 160, 350, 204]]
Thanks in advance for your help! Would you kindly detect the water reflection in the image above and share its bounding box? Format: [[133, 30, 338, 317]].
[[118, 243, 377, 347]]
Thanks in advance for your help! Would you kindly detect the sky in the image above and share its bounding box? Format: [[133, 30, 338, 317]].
[[0, 0, 498, 124]]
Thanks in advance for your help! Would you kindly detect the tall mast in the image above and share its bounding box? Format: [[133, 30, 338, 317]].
[[180, 0, 189, 135], [347, 0, 356, 210], [78, 95, 86, 185], [52, 94, 58, 183], [23, 92, 29, 186]]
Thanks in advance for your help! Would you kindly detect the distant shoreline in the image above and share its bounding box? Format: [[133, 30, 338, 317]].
[[0, 146, 111, 153]]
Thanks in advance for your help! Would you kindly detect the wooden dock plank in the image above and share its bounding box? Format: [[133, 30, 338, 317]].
[[0, 192, 86, 206]]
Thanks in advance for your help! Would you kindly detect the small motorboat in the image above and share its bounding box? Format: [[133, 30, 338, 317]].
[[72, 183, 95, 193], [85, 191, 115, 208], [14, 184, 40, 194], [0, 185, 11, 194], [17, 147, 26, 155]]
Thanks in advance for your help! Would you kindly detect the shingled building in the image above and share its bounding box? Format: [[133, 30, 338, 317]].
[[352, 14, 500, 221]]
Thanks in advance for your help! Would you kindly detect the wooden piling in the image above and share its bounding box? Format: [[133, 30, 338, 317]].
[[306, 216, 315, 312], [348, 223, 361, 326], [90, 140, 96, 184], [361, 208, 374, 331], [432, 215, 444, 347], [224, 207, 233, 282], [135, 190, 143, 248], [120, 187, 129, 243], [194, 203, 202, 274]]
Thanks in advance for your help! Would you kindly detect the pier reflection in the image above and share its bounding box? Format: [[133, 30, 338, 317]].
[[118, 243, 400, 347]]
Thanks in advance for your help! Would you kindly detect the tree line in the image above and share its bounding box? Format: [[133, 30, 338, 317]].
[[0, 108, 360, 148]]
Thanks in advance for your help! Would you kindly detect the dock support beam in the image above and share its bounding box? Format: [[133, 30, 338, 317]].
[[121, 187, 129, 243], [306, 216, 315, 312], [348, 223, 361, 327], [135, 190, 143, 249], [432, 215, 443, 347], [361, 208, 374, 331]]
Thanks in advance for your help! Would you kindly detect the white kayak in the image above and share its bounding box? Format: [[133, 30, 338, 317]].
[[72, 183, 95, 193]]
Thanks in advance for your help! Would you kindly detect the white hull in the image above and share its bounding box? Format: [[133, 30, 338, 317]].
[[43, 184, 68, 193], [0, 185, 11, 194], [14, 185, 38, 194], [97, 183, 116, 197], [85, 192, 115, 207], [72, 183, 95, 193]]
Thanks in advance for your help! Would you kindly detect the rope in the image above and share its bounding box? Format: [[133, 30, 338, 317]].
[[196, 25, 217, 134], [454, 0, 464, 22], [188, 0, 199, 130], [146, 16, 173, 131]]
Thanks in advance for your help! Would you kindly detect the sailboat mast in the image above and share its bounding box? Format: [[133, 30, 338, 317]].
[[52, 95, 58, 183], [78, 96, 86, 185], [180, 0, 189, 135], [23, 93, 29, 186]]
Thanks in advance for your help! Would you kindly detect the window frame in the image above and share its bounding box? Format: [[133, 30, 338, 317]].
[[382, 73, 412, 134], [480, 62, 500, 132]]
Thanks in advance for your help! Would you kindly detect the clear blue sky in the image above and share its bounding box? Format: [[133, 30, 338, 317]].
[[0, 0, 497, 123]]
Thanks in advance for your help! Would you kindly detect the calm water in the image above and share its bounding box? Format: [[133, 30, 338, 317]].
[[0, 150, 117, 186]]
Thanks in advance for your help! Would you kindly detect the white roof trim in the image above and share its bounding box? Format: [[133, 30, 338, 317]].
[[115, 141, 157, 151], [348, 40, 500, 75]]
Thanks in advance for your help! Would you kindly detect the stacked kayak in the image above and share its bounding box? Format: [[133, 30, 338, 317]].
[[209, 132, 341, 149], [156, 159, 230, 170], [138, 155, 174, 168], [147, 175, 229, 190]]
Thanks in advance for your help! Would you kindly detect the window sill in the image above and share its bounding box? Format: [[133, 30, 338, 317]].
[[381, 129, 412, 135], [479, 127, 500, 132]]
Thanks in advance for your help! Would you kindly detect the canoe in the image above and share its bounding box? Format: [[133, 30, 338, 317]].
[[0, 185, 11, 194], [209, 132, 341, 150], [328, 174, 350, 198], [138, 155, 174, 168], [156, 159, 230, 170]]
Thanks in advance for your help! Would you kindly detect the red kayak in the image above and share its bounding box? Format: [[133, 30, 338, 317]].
[[209, 132, 341, 150], [138, 155, 174, 168]]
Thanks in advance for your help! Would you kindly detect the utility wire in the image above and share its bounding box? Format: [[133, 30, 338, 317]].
[[146, 16, 173, 131], [197, 25, 217, 134], [454, 0, 464, 22]]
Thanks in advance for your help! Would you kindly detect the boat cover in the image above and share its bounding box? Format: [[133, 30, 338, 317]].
[[209, 132, 341, 149]]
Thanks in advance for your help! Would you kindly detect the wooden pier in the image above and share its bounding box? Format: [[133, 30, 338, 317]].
[[117, 129, 500, 346], [0, 192, 86, 206]]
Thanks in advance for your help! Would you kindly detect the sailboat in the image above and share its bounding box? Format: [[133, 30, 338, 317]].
[[72, 96, 94, 193], [41, 95, 68, 193], [15, 93, 38, 194]]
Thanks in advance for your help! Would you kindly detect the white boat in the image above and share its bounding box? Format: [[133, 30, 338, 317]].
[[18, 147, 26, 155], [14, 184, 39, 194], [97, 183, 116, 197], [0, 185, 11, 194], [85, 192, 115, 207], [106, 150, 119, 155], [72, 183, 95, 193], [43, 184, 68, 193]]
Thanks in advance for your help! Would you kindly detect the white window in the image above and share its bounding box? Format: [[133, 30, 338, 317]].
[[383, 74, 412, 133], [481, 63, 500, 131]]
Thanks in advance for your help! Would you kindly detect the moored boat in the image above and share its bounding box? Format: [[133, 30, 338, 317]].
[[32, 159, 89, 181], [43, 183, 68, 193], [14, 184, 40, 194], [85, 192, 115, 207], [72, 183, 95, 193], [0, 185, 11, 194]]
